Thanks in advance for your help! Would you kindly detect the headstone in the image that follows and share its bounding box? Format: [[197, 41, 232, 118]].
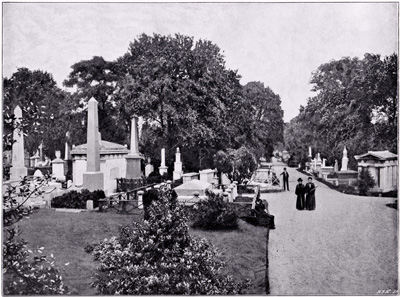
[[322, 158, 326, 167], [34, 169, 44, 178], [83, 97, 104, 191], [86, 200, 94, 211], [52, 151, 65, 181], [10, 106, 28, 180], [145, 157, 154, 177], [125, 117, 144, 179], [334, 159, 339, 172], [159, 148, 168, 176], [341, 146, 348, 171], [309, 146, 312, 157], [138, 190, 144, 209], [173, 148, 183, 180]]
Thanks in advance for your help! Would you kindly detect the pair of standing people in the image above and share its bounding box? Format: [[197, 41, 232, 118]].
[[295, 177, 316, 211]]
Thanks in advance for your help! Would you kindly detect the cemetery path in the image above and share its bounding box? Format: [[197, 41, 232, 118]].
[[264, 161, 398, 295]]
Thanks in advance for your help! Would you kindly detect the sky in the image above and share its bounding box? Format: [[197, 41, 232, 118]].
[[3, 2, 398, 122]]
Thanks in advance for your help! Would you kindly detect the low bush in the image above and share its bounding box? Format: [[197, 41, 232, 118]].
[[51, 189, 105, 209], [91, 189, 249, 295], [146, 171, 163, 184], [191, 190, 239, 230], [353, 169, 376, 196], [327, 172, 338, 178]]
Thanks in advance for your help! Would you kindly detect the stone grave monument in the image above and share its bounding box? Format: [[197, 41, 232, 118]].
[[10, 105, 28, 180], [173, 148, 183, 180], [159, 148, 168, 176], [82, 97, 104, 191], [125, 116, 144, 179]]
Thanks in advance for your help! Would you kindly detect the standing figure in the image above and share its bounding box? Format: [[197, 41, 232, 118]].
[[305, 177, 316, 210], [295, 178, 305, 210], [280, 167, 290, 191]]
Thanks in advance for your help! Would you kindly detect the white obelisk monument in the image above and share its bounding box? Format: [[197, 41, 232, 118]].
[[10, 105, 27, 180], [125, 116, 144, 179], [83, 98, 104, 191]]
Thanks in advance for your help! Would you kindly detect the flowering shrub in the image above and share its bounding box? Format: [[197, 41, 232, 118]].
[[191, 190, 239, 230], [92, 189, 249, 294]]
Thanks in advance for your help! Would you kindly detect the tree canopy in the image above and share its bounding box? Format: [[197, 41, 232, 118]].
[[5, 33, 285, 175], [284, 53, 398, 169], [3, 68, 71, 157]]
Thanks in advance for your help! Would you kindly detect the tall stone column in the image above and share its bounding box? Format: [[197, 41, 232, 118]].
[[125, 116, 143, 179], [10, 105, 27, 180], [64, 131, 73, 179], [341, 146, 348, 171], [83, 98, 104, 191], [173, 147, 183, 180], [159, 148, 168, 176]]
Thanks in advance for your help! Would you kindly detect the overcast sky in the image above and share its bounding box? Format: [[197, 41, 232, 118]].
[[3, 2, 398, 122]]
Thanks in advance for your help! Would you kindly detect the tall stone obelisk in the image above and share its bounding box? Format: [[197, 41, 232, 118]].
[[125, 116, 144, 179], [173, 147, 183, 180], [83, 98, 104, 191], [341, 146, 348, 171], [10, 105, 27, 180]]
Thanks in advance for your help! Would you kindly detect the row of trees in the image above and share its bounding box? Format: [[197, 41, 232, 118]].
[[4, 33, 284, 174], [284, 53, 397, 169]]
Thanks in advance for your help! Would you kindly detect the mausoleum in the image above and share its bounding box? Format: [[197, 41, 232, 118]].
[[71, 140, 129, 194], [355, 150, 398, 194]]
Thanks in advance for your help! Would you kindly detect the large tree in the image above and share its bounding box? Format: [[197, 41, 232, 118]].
[[242, 81, 284, 160], [114, 33, 245, 169], [284, 53, 398, 169], [63, 56, 127, 145], [3, 68, 71, 158]]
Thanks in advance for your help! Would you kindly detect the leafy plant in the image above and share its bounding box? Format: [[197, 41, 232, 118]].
[[3, 229, 68, 295], [191, 190, 239, 230], [51, 189, 105, 209], [354, 168, 376, 196], [91, 189, 249, 294], [3, 176, 68, 294]]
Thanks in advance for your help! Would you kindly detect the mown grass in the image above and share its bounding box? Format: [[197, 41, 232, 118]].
[[8, 208, 268, 295]]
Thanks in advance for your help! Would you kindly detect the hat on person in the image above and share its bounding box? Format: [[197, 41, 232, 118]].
[[297, 178, 303, 182]]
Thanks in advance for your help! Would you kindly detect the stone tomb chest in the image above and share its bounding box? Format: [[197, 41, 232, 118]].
[[174, 179, 212, 200]]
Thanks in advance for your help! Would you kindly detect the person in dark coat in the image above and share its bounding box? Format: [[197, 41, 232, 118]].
[[280, 167, 290, 191], [305, 177, 316, 210], [295, 178, 305, 210], [254, 195, 275, 229]]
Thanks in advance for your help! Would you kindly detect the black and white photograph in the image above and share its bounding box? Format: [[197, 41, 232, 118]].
[[2, 2, 398, 295]]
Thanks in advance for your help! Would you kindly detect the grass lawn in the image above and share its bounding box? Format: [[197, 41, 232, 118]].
[[8, 208, 269, 295]]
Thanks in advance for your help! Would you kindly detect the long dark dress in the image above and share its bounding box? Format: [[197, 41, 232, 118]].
[[295, 184, 305, 210], [305, 182, 316, 210]]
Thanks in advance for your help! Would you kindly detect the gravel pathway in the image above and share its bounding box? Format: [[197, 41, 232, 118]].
[[264, 161, 398, 295]]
